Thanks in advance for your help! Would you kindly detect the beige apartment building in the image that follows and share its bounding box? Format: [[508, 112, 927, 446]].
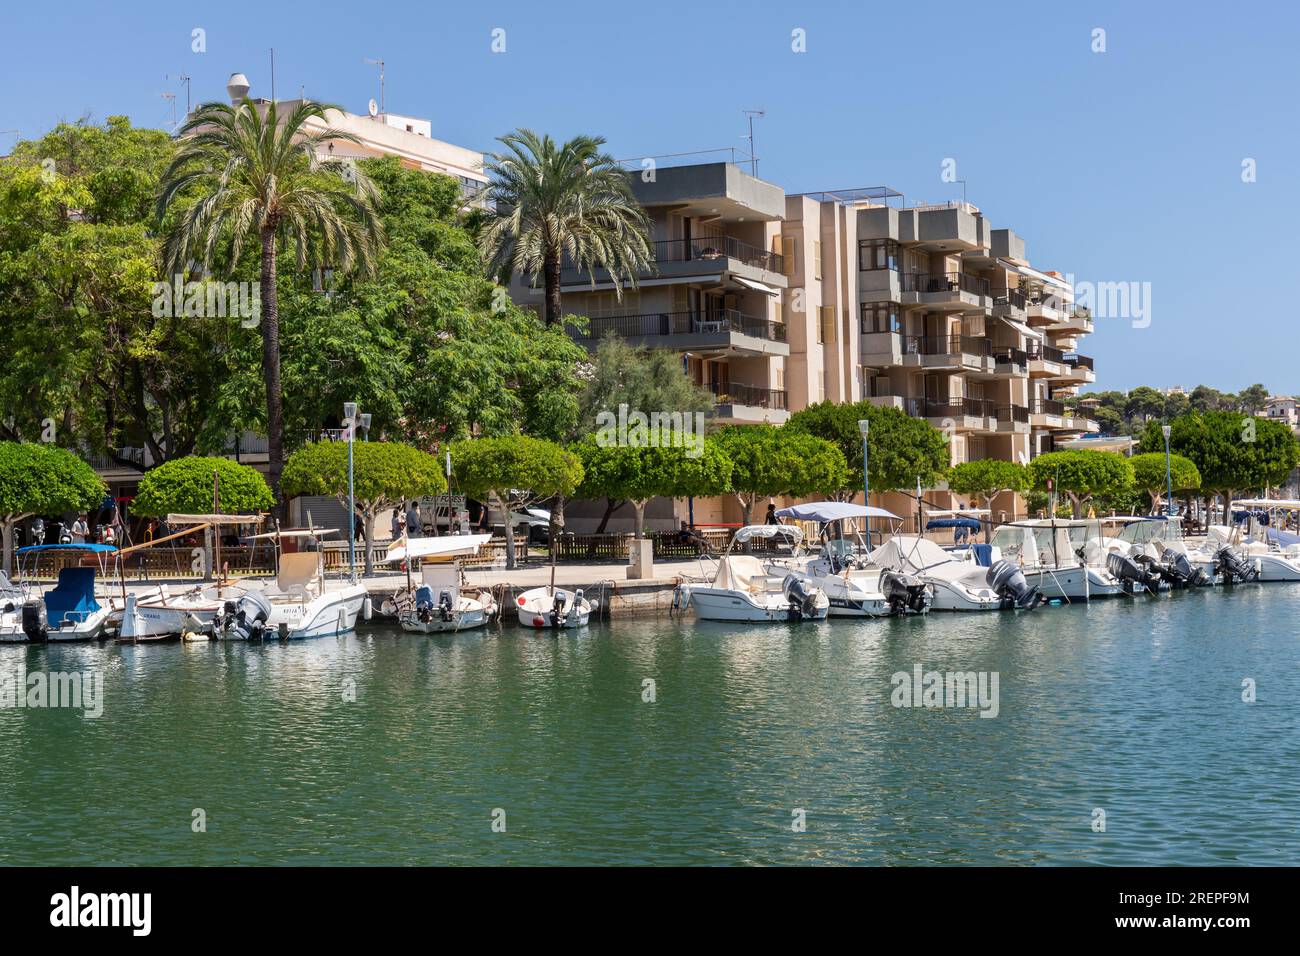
[[522, 161, 1099, 529]]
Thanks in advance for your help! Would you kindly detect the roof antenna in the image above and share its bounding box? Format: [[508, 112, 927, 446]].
[[364, 57, 385, 115], [270, 47, 276, 101], [742, 109, 765, 177]]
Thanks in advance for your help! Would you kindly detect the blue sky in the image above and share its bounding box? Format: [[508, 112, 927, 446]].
[[2, 0, 1297, 394]]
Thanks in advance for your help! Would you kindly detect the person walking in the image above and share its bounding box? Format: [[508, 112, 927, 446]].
[[70, 514, 89, 545], [391, 509, 405, 541], [405, 500, 423, 538]]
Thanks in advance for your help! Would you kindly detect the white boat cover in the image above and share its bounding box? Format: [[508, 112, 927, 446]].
[[712, 556, 770, 591], [385, 533, 493, 563], [775, 501, 901, 522]]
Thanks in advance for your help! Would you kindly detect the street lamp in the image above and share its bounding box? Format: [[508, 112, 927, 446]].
[[1161, 423, 1173, 518], [858, 419, 870, 552], [344, 402, 360, 582]]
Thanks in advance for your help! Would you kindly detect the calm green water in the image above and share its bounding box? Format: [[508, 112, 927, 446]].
[[1, 585, 1297, 866]]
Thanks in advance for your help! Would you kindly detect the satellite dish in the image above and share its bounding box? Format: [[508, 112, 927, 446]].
[[367, 98, 379, 117]]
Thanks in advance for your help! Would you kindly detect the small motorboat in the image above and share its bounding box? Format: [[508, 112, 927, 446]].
[[1218, 499, 1300, 582], [1, 571, 28, 642], [14, 543, 118, 642], [868, 536, 1044, 611], [381, 533, 497, 633], [515, 586, 594, 629], [681, 524, 830, 623]]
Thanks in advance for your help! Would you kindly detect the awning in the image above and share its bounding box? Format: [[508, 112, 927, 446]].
[[1001, 317, 1043, 341], [732, 275, 781, 297], [776, 501, 901, 522], [385, 533, 494, 563]]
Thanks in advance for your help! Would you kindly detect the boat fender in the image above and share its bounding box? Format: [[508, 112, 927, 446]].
[[362, 596, 373, 621]]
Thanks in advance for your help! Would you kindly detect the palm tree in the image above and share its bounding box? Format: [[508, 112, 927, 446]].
[[156, 98, 385, 508], [479, 130, 652, 327]]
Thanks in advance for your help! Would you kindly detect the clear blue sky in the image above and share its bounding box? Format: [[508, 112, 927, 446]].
[[3, 0, 1297, 394]]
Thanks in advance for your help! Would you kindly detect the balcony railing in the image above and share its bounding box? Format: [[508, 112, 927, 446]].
[[904, 334, 992, 358], [1027, 343, 1066, 364], [651, 235, 783, 274], [1031, 398, 1066, 416], [993, 346, 1027, 368], [993, 289, 1028, 310], [997, 405, 1030, 424], [576, 310, 785, 342], [922, 397, 995, 419], [705, 381, 788, 411], [901, 272, 990, 297], [1063, 353, 1095, 371]]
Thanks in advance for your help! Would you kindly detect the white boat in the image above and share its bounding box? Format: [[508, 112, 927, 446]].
[[868, 535, 1044, 611], [12, 544, 118, 642], [381, 533, 497, 633], [1110, 515, 1215, 587], [1, 571, 28, 642], [515, 586, 595, 629], [774, 501, 930, 616], [681, 525, 830, 623], [1219, 499, 1300, 582], [212, 529, 367, 640], [985, 520, 1129, 601]]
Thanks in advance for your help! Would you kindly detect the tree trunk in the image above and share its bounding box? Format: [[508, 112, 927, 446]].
[[543, 251, 563, 327], [593, 498, 622, 535], [739, 494, 753, 527], [362, 509, 376, 577], [260, 227, 286, 520], [504, 516, 517, 571]]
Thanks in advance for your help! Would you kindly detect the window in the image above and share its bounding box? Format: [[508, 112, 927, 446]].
[[819, 306, 836, 344], [860, 303, 902, 334], [858, 239, 900, 272], [813, 240, 823, 280]]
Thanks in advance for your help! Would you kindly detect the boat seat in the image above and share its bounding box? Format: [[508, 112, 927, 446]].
[[44, 567, 101, 627], [277, 552, 322, 596]]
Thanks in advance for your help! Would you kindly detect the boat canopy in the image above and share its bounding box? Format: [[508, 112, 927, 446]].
[[926, 517, 981, 530], [242, 528, 340, 540], [166, 513, 265, 526], [43, 567, 101, 626], [732, 524, 804, 544], [385, 533, 493, 563], [17, 542, 118, 555], [926, 508, 991, 517], [775, 501, 900, 522], [1231, 498, 1300, 510]]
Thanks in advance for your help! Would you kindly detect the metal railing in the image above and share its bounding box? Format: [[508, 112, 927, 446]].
[[577, 310, 786, 342], [705, 381, 788, 410], [993, 288, 1027, 310], [904, 334, 993, 358], [652, 235, 784, 273], [1064, 353, 1095, 370], [1031, 398, 1065, 416], [993, 346, 1027, 368], [901, 272, 990, 297], [997, 404, 1030, 424], [922, 397, 995, 419], [1027, 343, 1066, 364]]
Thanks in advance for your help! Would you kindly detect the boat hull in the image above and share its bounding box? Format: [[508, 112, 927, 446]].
[[515, 588, 593, 629], [687, 586, 829, 623]]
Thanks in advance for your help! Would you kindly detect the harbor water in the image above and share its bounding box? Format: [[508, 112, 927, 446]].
[[1, 585, 1297, 865]]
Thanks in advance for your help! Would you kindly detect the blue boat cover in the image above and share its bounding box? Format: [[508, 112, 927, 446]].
[[17, 543, 118, 554], [926, 517, 981, 530], [44, 567, 101, 627], [971, 544, 994, 567]]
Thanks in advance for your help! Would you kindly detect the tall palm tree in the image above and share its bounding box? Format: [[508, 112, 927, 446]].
[[479, 130, 652, 327], [156, 98, 385, 508]]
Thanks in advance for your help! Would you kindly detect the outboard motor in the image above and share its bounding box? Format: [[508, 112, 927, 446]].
[[1106, 551, 1158, 594], [438, 589, 456, 622], [879, 570, 930, 615], [21, 600, 49, 642], [551, 590, 569, 627], [1216, 546, 1258, 584], [226, 591, 273, 640], [1132, 553, 1167, 591], [1159, 548, 1211, 588], [782, 574, 821, 620], [414, 585, 435, 623], [987, 560, 1044, 610]]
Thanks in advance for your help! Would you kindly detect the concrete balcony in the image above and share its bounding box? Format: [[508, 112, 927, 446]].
[[991, 289, 1027, 321], [562, 234, 787, 292], [1044, 305, 1094, 335], [1054, 354, 1096, 385], [572, 310, 789, 357], [992, 345, 1028, 377], [705, 381, 790, 424], [1027, 343, 1068, 379], [900, 333, 995, 374], [995, 404, 1030, 434], [899, 271, 990, 311], [1026, 295, 1070, 325], [1029, 398, 1068, 430]]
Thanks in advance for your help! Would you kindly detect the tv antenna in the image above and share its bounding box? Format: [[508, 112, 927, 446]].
[[167, 73, 192, 114], [162, 92, 177, 128], [364, 57, 385, 115], [742, 109, 765, 177]]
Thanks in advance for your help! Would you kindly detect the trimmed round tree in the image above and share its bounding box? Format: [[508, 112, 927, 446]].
[[1026, 450, 1134, 519], [714, 425, 847, 524], [280, 441, 446, 576], [0, 442, 107, 574], [786, 399, 950, 498], [1127, 452, 1201, 513], [946, 459, 1030, 539], [449, 435, 584, 569], [574, 437, 733, 537], [133, 456, 275, 518]]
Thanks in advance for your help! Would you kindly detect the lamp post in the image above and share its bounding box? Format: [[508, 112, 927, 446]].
[[858, 419, 870, 552], [344, 401, 359, 582], [1161, 423, 1173, 518]]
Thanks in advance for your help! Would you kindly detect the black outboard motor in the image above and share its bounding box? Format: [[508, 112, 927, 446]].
[[987, 560, 1044, 610], [224, 591, 273, 640], [1106, 551, 1158, 594], [1132, 553, 1167, 591], [438, 590, 455, 622], [1159, 548, 1211, 588], [1216, 546, 1258, 584], [21, 600, 49, 642], [551, 590, 568, 627], [879, 570, 930, 615], [782, 574, 821, 620], [414, 585, 435, 623]]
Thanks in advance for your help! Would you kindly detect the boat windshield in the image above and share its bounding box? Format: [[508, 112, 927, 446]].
[[1118, 519, 1182, 546]]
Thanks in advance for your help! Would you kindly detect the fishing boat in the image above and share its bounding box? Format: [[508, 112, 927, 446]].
[[1, 571, 28, 642], [868, 535, 1043, 611], [381, 533, 497, 633], [680, 525, 830, 623], [1219, 499, 1300, 582], [211, 528, 368, 640], [774, 501, 930, 616], [13, 543, 118, 642]]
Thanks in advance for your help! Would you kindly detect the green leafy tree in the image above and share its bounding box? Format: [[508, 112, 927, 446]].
[[785, 400, 949, 498], [578, 337, 714, 433], [947, 459, 1030, 539], [573, 438, 732, 537], [714, 425, 848, 524], [1123, 386, 1166, 424], [132, 456, 274, 518], [478, 130, 652, 326], [1237, 384, 1270, 415], [1027, 450, 1134, 519], [281, 441, 445, 576], [1127, 452, 1201, 513], [0, 443, 106, 574], [156, 99, 386, 510], [449, 436, 584, 568]]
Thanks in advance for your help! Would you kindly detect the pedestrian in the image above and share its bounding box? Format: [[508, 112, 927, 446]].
[[678, 520, 709, 557], [70, 513, 89, 545], [405, 500, 422, 538], [765, 503, 779, 525], [391, 508, 405, 540]]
